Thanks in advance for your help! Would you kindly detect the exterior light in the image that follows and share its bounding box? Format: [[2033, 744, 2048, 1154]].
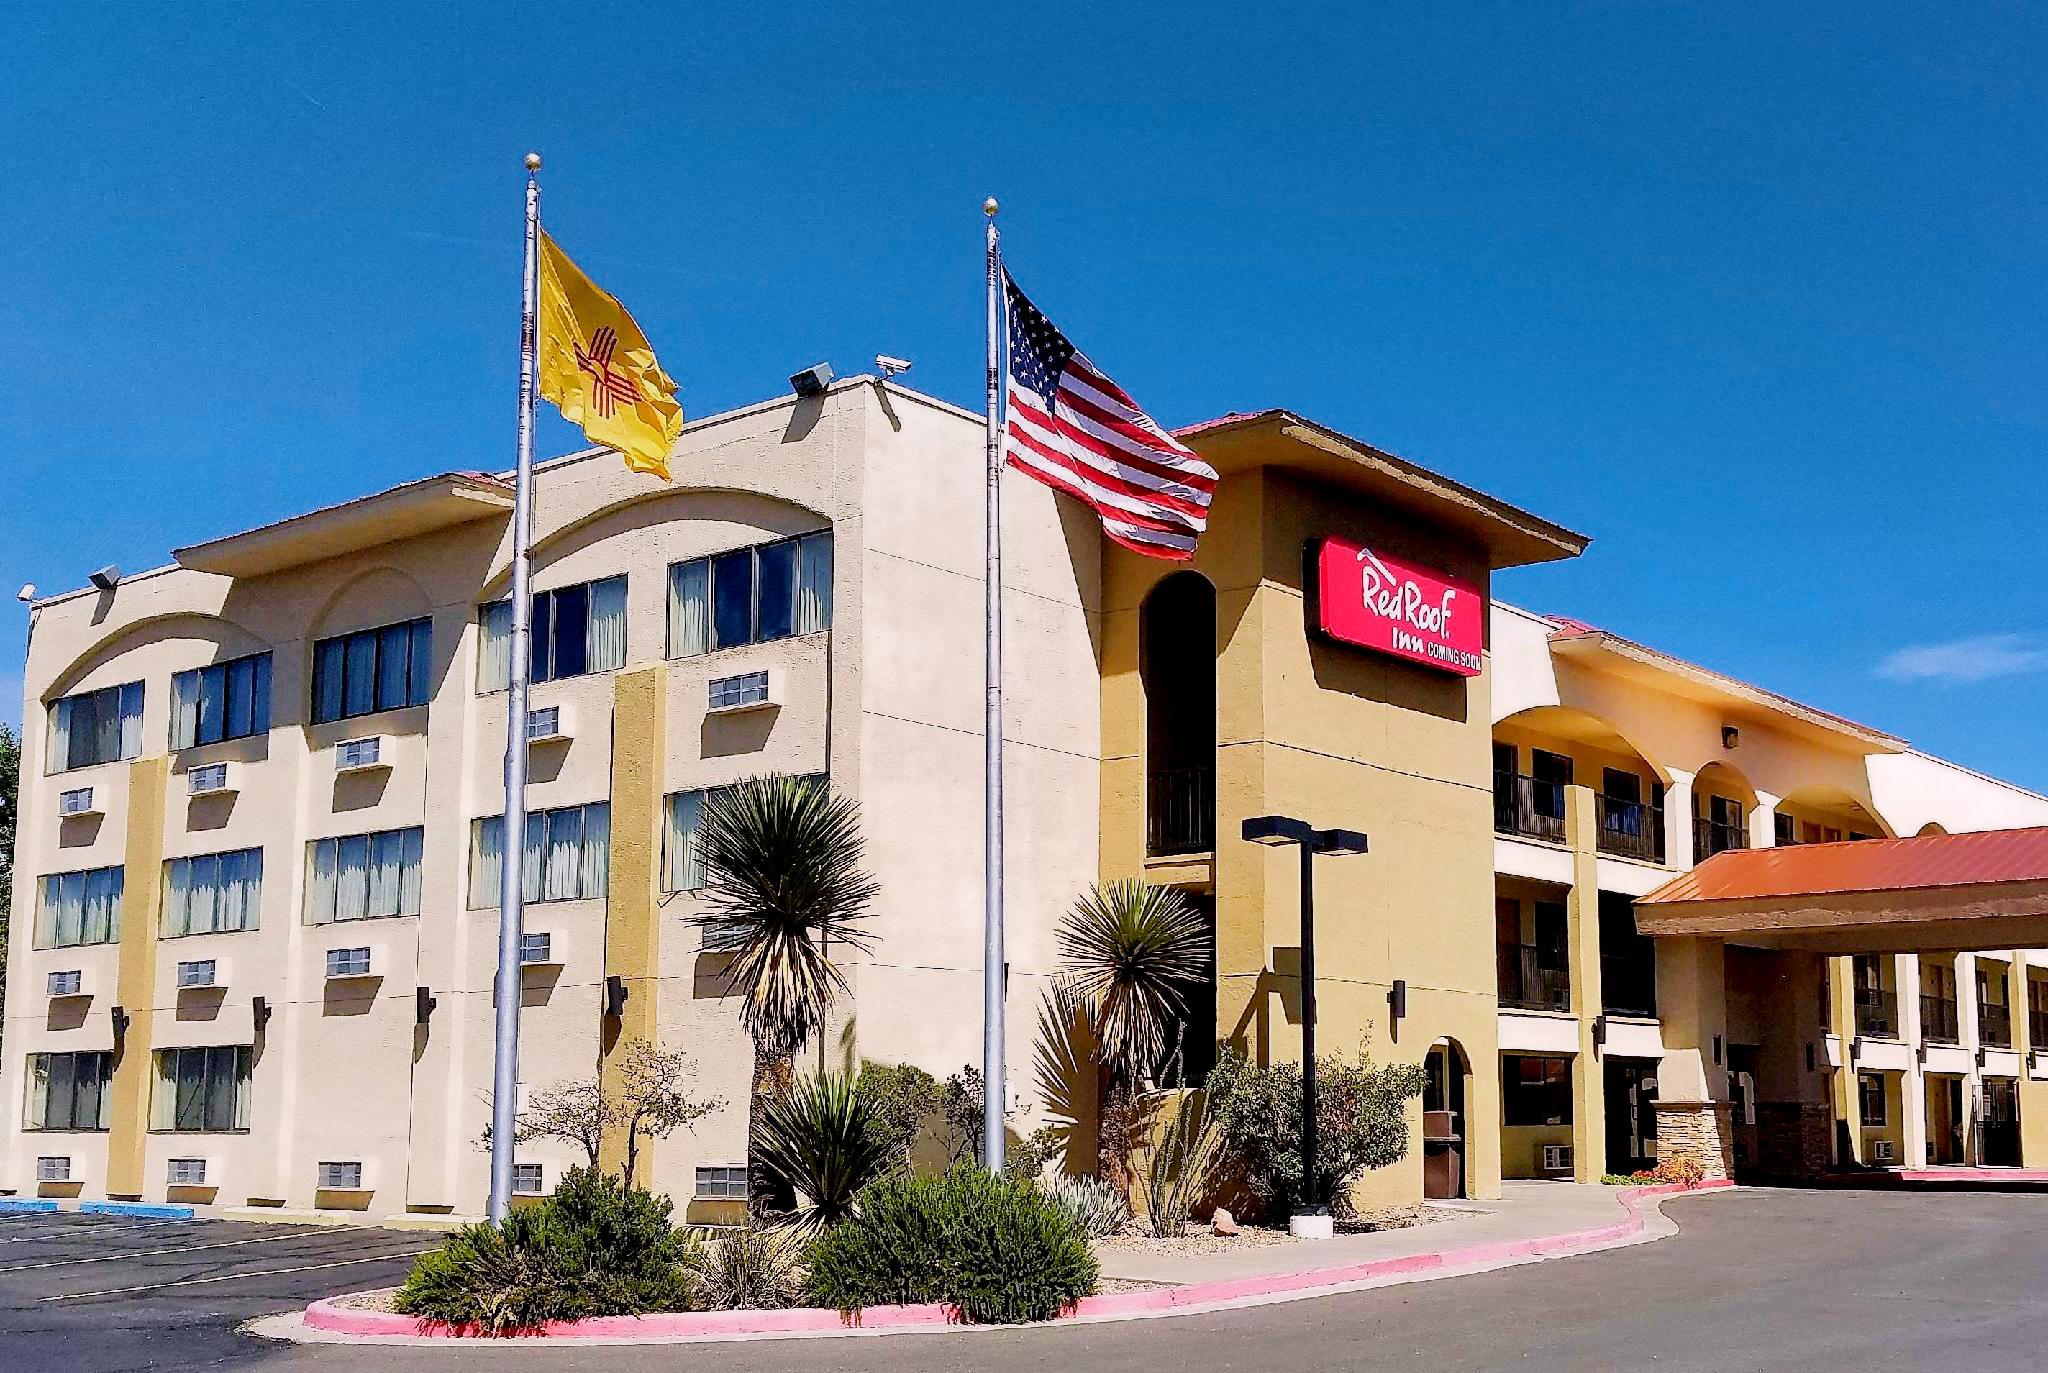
[[88, 565, 121, 591], [1242, 815, 1315, 846], [1316, 827, 1370, 856], [1722, 725, 1741, 751], [790, 363, 834, 397]]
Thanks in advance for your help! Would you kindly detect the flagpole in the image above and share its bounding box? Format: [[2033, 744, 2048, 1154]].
[[980, 196, 1006, 1172], [488, 152, 543, 1222]]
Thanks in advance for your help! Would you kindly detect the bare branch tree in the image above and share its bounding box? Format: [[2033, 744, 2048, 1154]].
[[480, 1039, 722, 1191]]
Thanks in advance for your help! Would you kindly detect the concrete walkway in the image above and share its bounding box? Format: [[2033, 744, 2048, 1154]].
[[1098, 1181, 1637, 1286]]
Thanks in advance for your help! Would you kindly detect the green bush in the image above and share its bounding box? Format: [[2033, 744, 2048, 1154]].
[[803, 1167, 1098, 1323], [857, 1059, 941, 1164], [392, 1167, 696, 1333], [1205, 1047, 1428, 1219]]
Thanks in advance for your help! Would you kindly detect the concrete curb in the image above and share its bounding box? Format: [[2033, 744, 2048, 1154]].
[[290, 1181, 1732, 1344]]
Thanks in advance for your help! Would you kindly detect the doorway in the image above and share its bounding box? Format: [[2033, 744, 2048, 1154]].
[[1603, 1058, 1659, 1176], [1982, 1078, 2021, 1167], [1423, 1039, 1468, 1199], [1926, 1075, 1964, 1165]]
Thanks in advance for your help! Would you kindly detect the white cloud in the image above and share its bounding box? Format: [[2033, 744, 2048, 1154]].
[[1875, 633, 2048, 685]]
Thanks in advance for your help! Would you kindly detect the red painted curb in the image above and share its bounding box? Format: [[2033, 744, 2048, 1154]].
[[303, 1181, 1730, 1340]]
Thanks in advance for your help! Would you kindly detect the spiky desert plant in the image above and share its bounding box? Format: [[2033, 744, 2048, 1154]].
[[754, 1070, 899, 1230], [1134, 1090, 1225, 1237], [687, 1226, 804, 1310], [1056, 879, 1211, 1088], [1041, 1173, 1131, 1239]]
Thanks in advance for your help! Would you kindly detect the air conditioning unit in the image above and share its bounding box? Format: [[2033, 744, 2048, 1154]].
[[1540, 1144, 1574, 1173], [166, 1158, 208, 1187], [47, 970, 86, 999], [316, 1161, 366, 1191], [175, 959, 221, 990], [707, 669, 777, 714], [58, 787, 99, 818], [1872, 1139, 1896, 1163], [187, 763, 234, 796], [325, 946, 374, 980], [36, 1156, 73, 1184], [334, 737, 385, 773], [511, 1163, 545, 1196], [518, 932, 557, 967], [525, 706, 566, 743]]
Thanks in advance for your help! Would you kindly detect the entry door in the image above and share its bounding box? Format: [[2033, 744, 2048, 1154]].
[[1982, 1079, 2021, 1167], [1603, 1059, 1659, 1176]]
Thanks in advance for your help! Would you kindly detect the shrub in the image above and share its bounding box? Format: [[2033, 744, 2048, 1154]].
[[1613, 1157, 1705, 1188], [754, 1070, 900, 1229], [857, 1060, 941, 1165], [1134, 1090, 1224, 1236], [1205, 1047, 1428, 1219], [392, 1167, 696, 1333], [1042, 1173, 1130, 1239], [803, 1166, 1098, 1323], [687, 1226, 804, 1310]]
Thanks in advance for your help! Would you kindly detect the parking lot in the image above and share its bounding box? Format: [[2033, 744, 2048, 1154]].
[[0, 1206, 432, 1373]]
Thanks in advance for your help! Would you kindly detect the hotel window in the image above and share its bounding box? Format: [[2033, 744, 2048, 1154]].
[[512, 1163, 546, 1196], [1501, 1054, 1573, 1127], [1775, 813, 1797, 846], [1529, 749, 1571, 822], [1857, 1070, 1887, 1127], [35, 867, 124, 949], [25, 1052, 114, 1131], [151, 1046, 253, 1133], [306, 828, 425, 924], [664, 775, 826, 893], [477, 576, 627, 692], [666, 530, 832, 658], [469, 802, 611, 907], [312, 618, 432, 724], [170, 653, 272, 750], [164, 848, 263, 937], [47, 681, 144, 773]]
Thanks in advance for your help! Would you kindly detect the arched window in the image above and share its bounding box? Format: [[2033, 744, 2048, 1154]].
[[1141, 572, 1215, 856]]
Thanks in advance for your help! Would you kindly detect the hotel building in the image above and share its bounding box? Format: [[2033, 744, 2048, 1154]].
[[6, 375, 2047, 1219]]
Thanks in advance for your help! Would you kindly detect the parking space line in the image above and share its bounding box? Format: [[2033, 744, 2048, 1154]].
[[0, 1229, 332, 1273], [42, 1248, 436, 1301], [0, 1219, 189, 1244]]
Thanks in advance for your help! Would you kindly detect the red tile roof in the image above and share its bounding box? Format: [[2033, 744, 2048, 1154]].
[[1640, 827, 2048, 905]]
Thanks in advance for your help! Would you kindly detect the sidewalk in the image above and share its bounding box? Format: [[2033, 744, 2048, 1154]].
[[1099, 1181, 1648, 1287]]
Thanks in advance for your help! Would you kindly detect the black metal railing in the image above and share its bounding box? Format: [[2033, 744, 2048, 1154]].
[[1979, 1002, 2014, 1049], [1595, 794, 1664, 863], [1494, 775, 1567, 844], [1693, 817, 1749, 862], [1854, 988, 1898, 1039], [1601, 952, 1658, 1018], [1921, 995, 1960, 1044], [1498, 944, 1571, 1012], [1147, 767, 1214, 856]]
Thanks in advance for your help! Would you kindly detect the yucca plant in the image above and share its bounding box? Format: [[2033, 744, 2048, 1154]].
[[686, 1226, 804, 1310], [693, 776, 879, 1215], [1134, 1090, 1224, 1237], [753, 1070, 899, 1230]]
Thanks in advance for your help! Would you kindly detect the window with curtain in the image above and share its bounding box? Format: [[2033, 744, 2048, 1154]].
[[46, 681, 144, 773], [663, 774, 827, 893], [170, 653, 272, 750], [163, 848, 264, 937], [305, 828, 425, 924], [25, 1052, 114, 1131], [150, 1046, 253, 1132], [469, 802, 611, 907], [666, 530, 832, 658], [477, 576, 627, 692], [35, 867, 124, 949], [310, 618, 432, 724]]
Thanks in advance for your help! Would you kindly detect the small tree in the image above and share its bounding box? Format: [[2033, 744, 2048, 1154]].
[[1206, 1045, 1428, 1219], [483, 1039, 721, 1191]]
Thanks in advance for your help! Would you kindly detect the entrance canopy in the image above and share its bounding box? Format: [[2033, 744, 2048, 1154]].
[[1636, 827, 2048, 954]]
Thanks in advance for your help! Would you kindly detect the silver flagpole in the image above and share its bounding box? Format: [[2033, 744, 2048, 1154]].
[[980, 197, 1007, 1172], [488, 152, 543, 1222]]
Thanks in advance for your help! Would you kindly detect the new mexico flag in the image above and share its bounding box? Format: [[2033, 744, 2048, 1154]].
[[537, 231, 683, 479]]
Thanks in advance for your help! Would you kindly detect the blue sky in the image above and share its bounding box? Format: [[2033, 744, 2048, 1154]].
[[5, 3, 2047, 785]]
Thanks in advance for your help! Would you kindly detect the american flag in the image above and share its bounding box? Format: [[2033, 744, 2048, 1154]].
[[1002, 270, 1217, 560]]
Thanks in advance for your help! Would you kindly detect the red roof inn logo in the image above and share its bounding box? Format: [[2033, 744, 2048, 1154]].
[[1314, 537, 1483, 677]]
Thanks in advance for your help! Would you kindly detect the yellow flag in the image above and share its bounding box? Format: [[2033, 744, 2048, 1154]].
[[537, 231, 683, 479]]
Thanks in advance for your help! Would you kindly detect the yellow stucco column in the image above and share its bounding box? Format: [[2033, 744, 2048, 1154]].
[[1830, 957, 1862, 1165], [105, 755, 168, 1199], [1563, 784, 1605, 1182], [598, 666, 665, 1175], [2014, 958, 2048, 1167], [1654, 935, 1733, 1179]]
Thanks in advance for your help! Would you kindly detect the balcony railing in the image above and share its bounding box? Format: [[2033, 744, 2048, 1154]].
[[1147, 767, 1214, 857], [1979, 1002, 2013, 1049], [1494, 775, 1566, 844], [1693, 817, 1750, 863], [1498, 944, 1571, 1013], [1595, 795, 1664, 863], [2031, 1008, 2048, 1049], [1921, 995, 1960, 1045], [1854, 988, 1898, 1039], [1600, 952, 1658, 1018]]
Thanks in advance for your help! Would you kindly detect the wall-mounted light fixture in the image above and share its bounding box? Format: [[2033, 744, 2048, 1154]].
[[88, 565, 121, 592], [111, 1005, 130, 1039], [789, 362, 834, 397], [1592, 1015, 1607, 1055], [604, 975, 629, 1019], [416, 987, 437, 1025], [1389, 979, 1407, 1024], [1722, 725, 1741, 751], [253, 995, 273, 1032]]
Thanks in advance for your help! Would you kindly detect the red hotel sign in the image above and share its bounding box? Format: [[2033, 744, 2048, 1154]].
[[1314, 537, 1484, 677]]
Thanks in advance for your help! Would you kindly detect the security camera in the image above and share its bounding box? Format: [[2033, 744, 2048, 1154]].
[[16, 583, 34, 603], [875, 355, 913, 378]]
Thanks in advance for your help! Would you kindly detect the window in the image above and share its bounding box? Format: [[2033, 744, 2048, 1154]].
[[1501, 1054, 1573, 1127], [1857, 1070, 1887, 1128], [1529, 749, 1571, 821], [36, 867, 123, 949], [151, 1046, 253, 1133], [512, 1163, 545, 1196], [695, 1165, 748, 1200], [164, 848, 263, 937], [662, 776, 828, 894], [306, 828, 425, 924], [1775, 813, 1797, 846], [478, 576, 627, 691], [311, 618, 432, 724], [47, 682, 143, 773], [175, 960, 218, 989], [170, 653, 272, 750], [666, 531, 832, 658], [519, 932, 554, 965], [25, 1052, 114, 1131], [326, 947, 373, 978], [469, 803, 611, 907]]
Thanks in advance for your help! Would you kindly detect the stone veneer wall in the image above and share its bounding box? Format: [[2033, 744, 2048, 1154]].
[[1655, 1102, 1736, 1180], [1754, 1102, 1832, 1182]]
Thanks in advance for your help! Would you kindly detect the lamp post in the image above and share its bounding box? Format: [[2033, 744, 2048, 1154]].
[[1242, 815, 1369, 1240]]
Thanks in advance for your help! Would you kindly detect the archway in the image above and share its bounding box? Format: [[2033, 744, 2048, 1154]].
[[1691, 760, 1758, 861], [1491, 705, 1667, 858], [1423, 1037, 1472, 1199], [1775, 784, 1895, 845]]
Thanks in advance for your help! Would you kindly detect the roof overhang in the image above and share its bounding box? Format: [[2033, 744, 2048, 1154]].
[[1175, 410, 1589, 571], [175, 472, 515, 579], [1548, 627, 1905, 755]]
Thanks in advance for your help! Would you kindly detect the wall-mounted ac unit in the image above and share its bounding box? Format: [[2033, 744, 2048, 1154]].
[[47, 970, 86, 999], [166, 1158, 208, 1187], [526, 706, 566, 743], [325, 947, 374, 980], [707, 669, 777, 714], [58, 787, 99, 818], [1872, 1139, 1896, 1163], [36, 1156, 73, 1184], [175, 959, 221, 990], [1540, 1143, 1574, 1173], [335, 737, 385, 773], [519, 932, 558, 967], [512, 1163, 545, 1196], [187, 763, 234, 796], [316, 1161, 366, 1191]]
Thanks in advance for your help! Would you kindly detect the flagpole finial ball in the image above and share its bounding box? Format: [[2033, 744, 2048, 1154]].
[[524, 152, 543, 172], [983, 197, 999, 217]]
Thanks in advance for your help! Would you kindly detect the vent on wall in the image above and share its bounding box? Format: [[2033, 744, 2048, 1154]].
[[36, 1156, 72, 1183], [335, 737, 384, 772], [58, 787, 98, 818], [188, 763, 233, 795], [1540, 1144, 1574, 1173], [167, 1158, 208, 1186], [316, 1161, 365, 1191], [1872, 1139, 1896, 1163]]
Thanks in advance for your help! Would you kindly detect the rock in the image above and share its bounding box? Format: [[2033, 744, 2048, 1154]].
[[1211, 1207, 1239, 1236]]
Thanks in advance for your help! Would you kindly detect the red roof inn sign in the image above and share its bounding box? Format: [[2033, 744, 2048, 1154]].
[[1314, 537, 1484, 677]]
